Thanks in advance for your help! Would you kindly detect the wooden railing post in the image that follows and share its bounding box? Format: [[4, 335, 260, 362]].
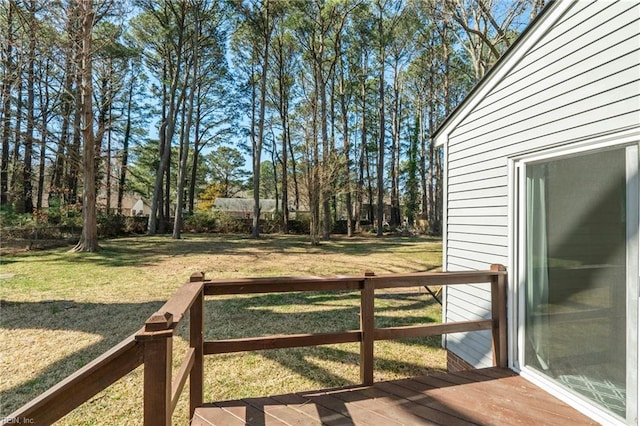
[[139, 312, 173, 426], [490, 264, 508, 368], [360, 271, 375, 386], [189, 272, 205, 419]]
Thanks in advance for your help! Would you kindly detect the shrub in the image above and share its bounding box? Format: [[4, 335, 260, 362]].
[[259, 218, 281, 234], [333, 220, 348, 234], [288, 216, 310, 234], [45, 198, 82, 227], [183, 212, 218, 233], [0, 206, 34, 228], [123, 216, 148, 234], [98, 214, 126, 238], [216, 212, 250, 233]]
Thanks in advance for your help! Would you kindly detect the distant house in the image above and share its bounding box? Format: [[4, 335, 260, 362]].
[[41, 191, 151, 216], [434, 2, 639, 425], [128, 194, 152, 216], [213, 198, 284, 220], [96, 192, 151, 216]]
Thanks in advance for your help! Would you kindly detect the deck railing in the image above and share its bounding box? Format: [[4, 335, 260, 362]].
[[6, 265, 507, 425]]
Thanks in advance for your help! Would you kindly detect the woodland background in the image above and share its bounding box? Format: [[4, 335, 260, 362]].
[[0, 0, 545, 250]]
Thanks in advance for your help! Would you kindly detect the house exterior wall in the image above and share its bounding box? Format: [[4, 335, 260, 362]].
[[443, 1, 640, 368]]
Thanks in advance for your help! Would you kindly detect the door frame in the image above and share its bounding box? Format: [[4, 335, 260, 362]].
[[507, 128, 640, 425]]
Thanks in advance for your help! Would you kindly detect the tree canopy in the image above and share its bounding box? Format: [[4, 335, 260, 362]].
[[0, 0, 541, 246]]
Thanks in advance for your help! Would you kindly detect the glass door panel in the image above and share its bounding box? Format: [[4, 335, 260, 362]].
[[524, 148, 628, 418]]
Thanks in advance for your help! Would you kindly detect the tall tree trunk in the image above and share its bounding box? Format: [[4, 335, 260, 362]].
[[37, 123, 47, 211], [355, 134, 363, 232], [66, 7, 83, 206], [319, 71, 331, 240], [287, 126, 299, 212], [252, 3, 271, 239], [95, 76, 110, 210], [270, 143, 279, 213], [188, 84, 202, 214], [434, 146, 443, 235], [118, 73, 134, 215], [275, 38, 290, 233], [434, 29, 452, 236], [1, 0, 14, 207], [419, 102, 428, 224], [390, 61, 401, 228], [405, 114, 419, 227], [67, 53, 83, 206], [173, 40, 197, 239], [338, 52, 353, 237], [23, 0, 37, 214], [148, 58, 183, 234], [162, 144, 171, 232], [105, 100, 113, 214], [10, 80, 22, 208], [330, 77, 337, 226], [356, 76, 367, 231], [310, 102, 320, 245], [73, 0, 98, 252], [427, 101, 436, 233], [366, 146, 374, 224], [37, 60, 51, 211], [51, 43, 75, 204], [148, 67, 167, 234], [280, 111, 289, 233], [375, 7, 385, 237]]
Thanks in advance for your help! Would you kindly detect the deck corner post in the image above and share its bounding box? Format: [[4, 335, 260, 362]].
[[190, 272, 205, 282], [140, 315, 173, 426], [490, 264, 508, 368], [189, 285, 204, 419], [360, 271, 375, 386]]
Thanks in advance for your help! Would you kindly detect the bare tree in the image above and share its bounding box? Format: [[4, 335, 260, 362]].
[[442, 0, 531, 79]]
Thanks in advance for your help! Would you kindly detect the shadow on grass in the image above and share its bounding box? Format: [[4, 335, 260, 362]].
[[0, 299, 164, 415], [195, 290, 444, 392], [250, 343, 444, 394], [199, 291, 440, 338], [0, 234, 442, 269], [1, 289, 443, 416], [315, 236, 442, 257]]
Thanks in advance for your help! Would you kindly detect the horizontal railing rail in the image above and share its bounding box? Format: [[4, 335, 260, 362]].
[[200, 271, 504, 357], [5, 265, 507, 426]]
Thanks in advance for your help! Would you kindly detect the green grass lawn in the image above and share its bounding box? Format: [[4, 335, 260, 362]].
[[0, 234, 443, 424]]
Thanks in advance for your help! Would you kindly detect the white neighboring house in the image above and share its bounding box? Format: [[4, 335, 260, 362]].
[[130, 194, 152, 216], [434, 1, 639, 425]]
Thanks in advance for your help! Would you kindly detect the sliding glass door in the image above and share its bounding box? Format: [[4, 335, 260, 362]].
[[521, 144, 638, 423]]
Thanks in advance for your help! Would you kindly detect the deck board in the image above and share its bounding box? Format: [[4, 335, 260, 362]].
[[192, 368, 598, 425]]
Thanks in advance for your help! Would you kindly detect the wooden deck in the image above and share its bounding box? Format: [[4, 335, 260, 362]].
[[193, 368, 597, 426]]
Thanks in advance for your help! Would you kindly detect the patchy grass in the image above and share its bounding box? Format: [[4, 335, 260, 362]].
[[0, 234, 443, 424]]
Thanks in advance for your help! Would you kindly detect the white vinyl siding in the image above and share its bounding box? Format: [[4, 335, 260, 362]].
[[444, 0, 640, 368]]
